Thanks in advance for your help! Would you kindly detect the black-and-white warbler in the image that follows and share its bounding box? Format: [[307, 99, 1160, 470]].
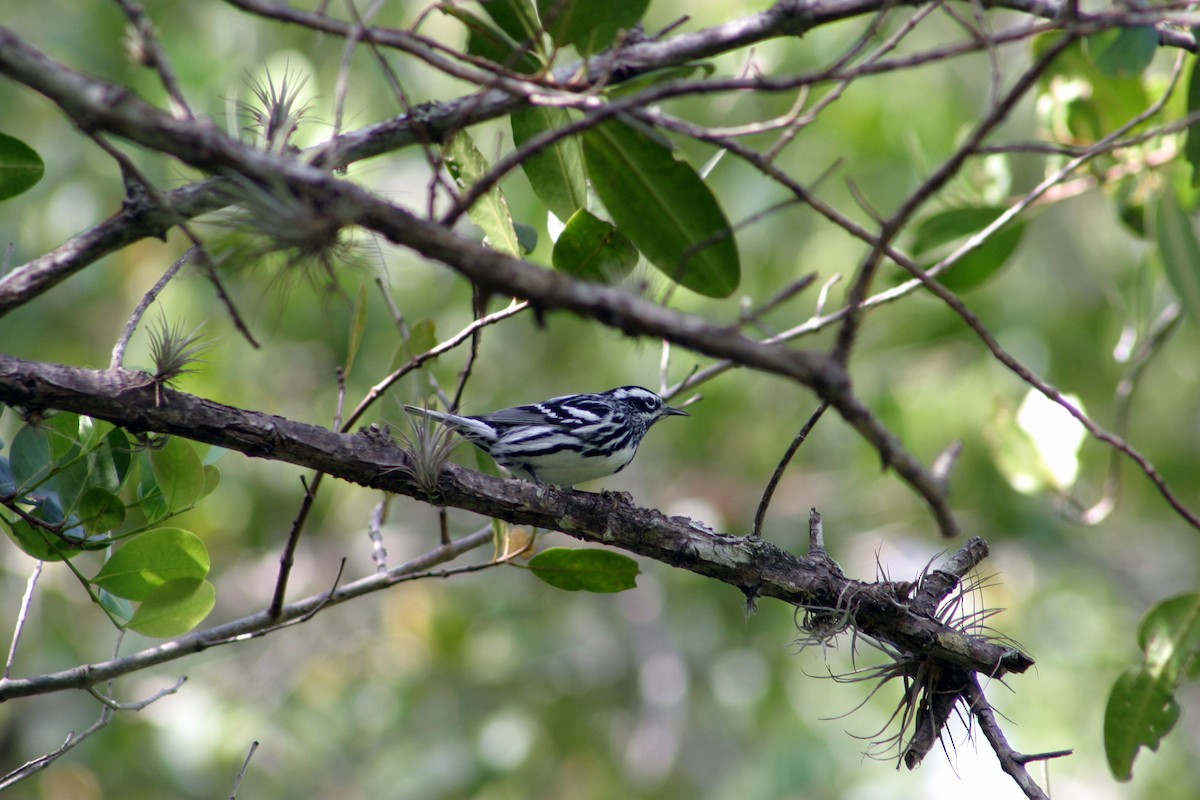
[[401, 386, 688, 486]]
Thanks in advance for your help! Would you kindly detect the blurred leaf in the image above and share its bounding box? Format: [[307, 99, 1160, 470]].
[[478, 0, 542, 48], [445, 130, 523, 256], [1188, 58, 1200, 187], [528, 546, 639, 592], [1151, 186, 1200, 321], [149, 437, 206, 512], [1115, 177, 1147, 237], [511, 106, 587, 221], [201, 464, 222, 500], [78, 487, 125, 534], [537, 0, 648, 55], [0, 455, 13, 496], [1139, 592, 1200, 667], [408, 318, 439, 358], [1088, 27, 1157, 78], [514, 221, 539, 253], [1104, 592, 1200, 780], [0, 132, 45, 201], [552, 208, 638, 283], [1017, 389, 1087, 491], [92, 527, 211, 601], [582, 119, 740, 298], [441, 4, 542, 73], [1035, 33, 1150, 143], [345, 282, 368, 379], [127, 578, 216, 637], [475, 446, 505, 478], [1105, 666, 1180, 781], [910, 206, 1025, 292], [606, 63, 713, 99]]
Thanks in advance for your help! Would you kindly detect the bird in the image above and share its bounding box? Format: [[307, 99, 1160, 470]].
[[400, 386, 689, 486]]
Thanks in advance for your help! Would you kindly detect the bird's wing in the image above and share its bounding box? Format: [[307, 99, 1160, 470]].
[[479, 398, 611, 427], [475, 405, 563, 426]]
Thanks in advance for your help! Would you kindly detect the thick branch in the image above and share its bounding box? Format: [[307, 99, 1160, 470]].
[[0, 355, 1028, 680]]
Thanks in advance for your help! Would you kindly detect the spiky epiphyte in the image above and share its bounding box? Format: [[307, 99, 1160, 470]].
[[209, 175, 365, 294], [794, 564, 1013, 771], [242, 68, 311, 153], [391, 410, 463, 498], [145, 315, 210, 406], [148, 314, 209, 386]]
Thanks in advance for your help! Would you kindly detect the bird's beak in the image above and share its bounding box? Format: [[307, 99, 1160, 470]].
[[665, 406, 690, 417]]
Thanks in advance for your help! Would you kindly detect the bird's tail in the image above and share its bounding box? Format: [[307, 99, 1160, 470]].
[[400, 404, 494, 442]]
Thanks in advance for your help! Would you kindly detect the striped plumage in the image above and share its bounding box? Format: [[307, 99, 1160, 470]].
[[401, 386, 688, 486]]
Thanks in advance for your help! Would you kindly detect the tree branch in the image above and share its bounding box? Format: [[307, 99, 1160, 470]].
[[0, 354, 1030, 686]]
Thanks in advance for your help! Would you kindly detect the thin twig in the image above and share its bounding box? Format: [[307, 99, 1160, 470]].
[[965, 676, 1061, 800], [368, 494, 390, 573], [269, 472, 323, 618], [113, 0, 194, 119], [4, 560, 43, 679], [752, 401, 830, 539], [110, 248, 194, 369], [228, 741, 260, 800]]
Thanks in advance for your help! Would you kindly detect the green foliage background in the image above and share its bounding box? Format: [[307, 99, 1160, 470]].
[[2, 1, 1200, 798]]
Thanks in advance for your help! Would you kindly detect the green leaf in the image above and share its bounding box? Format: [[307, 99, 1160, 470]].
[[92, 527, 210, 600], [1104, 593, 1200, 780], [478, 0, 542, 49], [43, 412, 81, 461], [201, 464, 222, 500], [444, 130, 523, 256], [98, 589, 134, 624], [127, 578, 216, 637], [55, 439, 123, 517], [0, 456, 13, 496], [552, 208, 639, 283], [474, 446, 505, 478], [582, 119, 740, 298], [0, 132, 45, 201], [537, 0, 649, 55], [1105, 666, 1182, 781], [514, 221, 539, 253], [1089, 27, 1158, 79], [9, 424, 54, 494], [78, 487, 126, 534], [441, 4, 542, 73], [910, 207, 1025, 292], [511, 106, 587, 221], [1137, 592, 1200, 659], [106, 427, 132, 489], [4, 517, 77, 562], [1151, 186, 1200, 321], [527, 546, 639, 592], [408, 318, 439, 358], [149, 437, 206, 512], [1035, 34, 1150, 144]]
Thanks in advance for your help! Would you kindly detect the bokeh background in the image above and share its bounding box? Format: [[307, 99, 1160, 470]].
[[1, 1, 1199, 798]]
